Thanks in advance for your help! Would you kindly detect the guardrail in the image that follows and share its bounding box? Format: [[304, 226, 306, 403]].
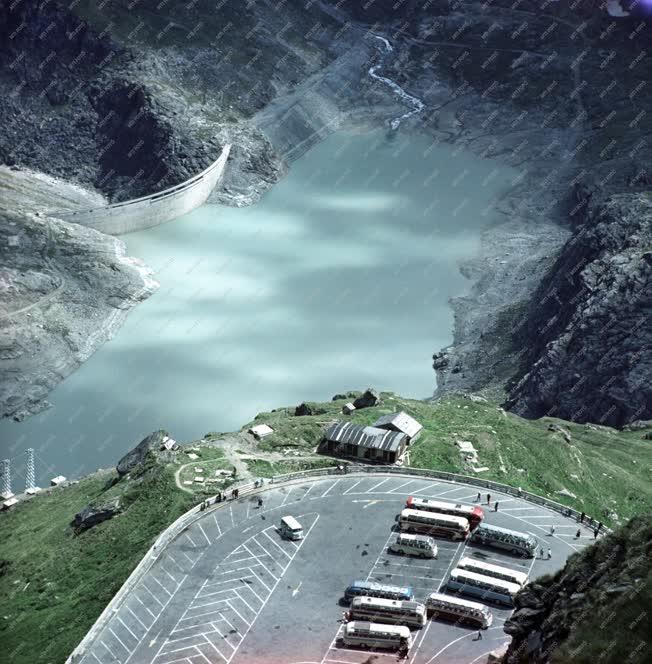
[[48, 144, 231, 236], [66, 464, 608, 663]]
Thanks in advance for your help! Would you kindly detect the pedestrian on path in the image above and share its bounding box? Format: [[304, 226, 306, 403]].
[[597, 521, 603, 533], [547, 548, 552, 560], [476, 492, 481, 502], [579, 511, 585, 523], [487, 493, 491, 505], [475, 631, 483, 641], [232, 466, 237, 479], [257, 497, 263, 508], [549, 525, 555, 536], [540, 546, 545, 559], [494, 501, 499, 512], [575, 528, 581, 539], [594, 528, 599, 539]]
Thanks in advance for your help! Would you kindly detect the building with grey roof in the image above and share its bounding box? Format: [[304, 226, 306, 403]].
[[322, 421, 408, 464], [373, 411, 423, 441]]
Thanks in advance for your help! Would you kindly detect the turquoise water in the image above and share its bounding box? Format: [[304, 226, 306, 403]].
[[0, 129, 515, 483]]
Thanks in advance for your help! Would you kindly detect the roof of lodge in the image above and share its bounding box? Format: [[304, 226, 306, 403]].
[[373, 411, 423, 438], [325, 421, 407, 453]]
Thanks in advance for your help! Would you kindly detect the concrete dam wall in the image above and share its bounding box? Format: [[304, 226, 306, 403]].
[[47, 145, 231, 236]]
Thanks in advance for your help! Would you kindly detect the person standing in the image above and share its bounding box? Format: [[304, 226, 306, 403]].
[[550, 525, 555, 536], [487, 493, 491, 505], [476, 492, 481, 502], [594, 528, 599, 539], [540, 546, 545, 559], [597, 521, 603, 533], [579, 512, 585, 523], [575, 528, 581, 538], [476, 630, 483, 641], [547, 547, 552, 560], [494, 501, 499, 512]]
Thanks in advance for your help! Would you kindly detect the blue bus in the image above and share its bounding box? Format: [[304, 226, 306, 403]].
[[446, 569, 519, 607], [344, 580, 414, 603]]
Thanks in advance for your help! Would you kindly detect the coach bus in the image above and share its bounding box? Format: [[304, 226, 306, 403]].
[[469, 523, 538, 557], [345, 580, 414, 603], [349, 596, 427, 628], [342, 622, 412, 651], [457, 556, 528, 587], [406, 497, 484, 529], [399, 508, 470, 541], [425, 592, 493, 629], [447, 569, 520, 607]]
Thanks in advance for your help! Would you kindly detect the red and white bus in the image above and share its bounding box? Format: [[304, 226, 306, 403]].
[[405, 497, 484, 530], [399, 509, 470, 541]]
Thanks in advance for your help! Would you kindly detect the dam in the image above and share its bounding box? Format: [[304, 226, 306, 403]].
[[0, 128, 516, 483]]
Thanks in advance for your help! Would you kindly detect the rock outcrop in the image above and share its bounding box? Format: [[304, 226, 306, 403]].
[[0, 208, 157, 420], [353, 388, 381, 410], [116, 430, 171, 477], [505, 194, 651, 427], [502, 514, 651, 664], [71, 497, 122, 533]]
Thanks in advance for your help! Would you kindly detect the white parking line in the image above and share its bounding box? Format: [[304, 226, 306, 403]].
[[192, 645, 213, 664], [322, 480, 340, 497], [413, 482, 442, 495], [199, 637, 227, 662], [126, 606, 149, 631], [133, 593, 157, 619], [233, 588, 256, 613], [387, 479, 420, 493], [366, 477, 391, 493], [212, 513, 222, 536], [197, 524, 212, 546], [280, 487, 293, 507], [262, 530, 292, 559], [151, 574, 173, 597], [108, 628, 131, 654], [117, 616, 140, 641], [343, 480, 362, 494], [141, 583, 166, 607]]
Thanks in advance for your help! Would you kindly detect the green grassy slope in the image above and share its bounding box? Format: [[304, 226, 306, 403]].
[[1, 392, 650, 664], [245, 392, 652, 524]]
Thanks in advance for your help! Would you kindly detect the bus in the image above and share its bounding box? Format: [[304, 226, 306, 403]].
[[447, 569, 520, 607], [349, 596, 426, 628], [457, 556, 528, 587], [399, 508, 470, 541], [389, 533, 438, 558], [469, 523, 538, 557], [425, 592, 493, 629], [342, 622, 412, 652], [345, 580, 414, 603], [406, 497, 484, 529]]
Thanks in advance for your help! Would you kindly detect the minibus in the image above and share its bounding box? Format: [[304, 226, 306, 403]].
[[279, 515, 303, 540], [388, 533, 438, 558]]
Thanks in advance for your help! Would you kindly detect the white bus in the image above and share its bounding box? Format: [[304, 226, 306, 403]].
[[470, 523, 538, 557], [349, 596, 426, 628], [389, 533, 438, 558], [342, 621, 412, 651], [457, 556, 528, 587], [426, 592, 493, 629], [447, 569, 520, 607], [406, 497, 485, 529], [399, 508, 470, 541]]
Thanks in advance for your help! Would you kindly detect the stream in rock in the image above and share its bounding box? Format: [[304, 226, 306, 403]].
[[0, 128, 516, 484]]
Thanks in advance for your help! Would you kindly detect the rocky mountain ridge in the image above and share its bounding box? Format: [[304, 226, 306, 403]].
[[502, 513, 651, 664]]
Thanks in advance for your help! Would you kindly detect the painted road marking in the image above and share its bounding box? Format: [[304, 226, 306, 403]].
[[292, 581, 303, 596]]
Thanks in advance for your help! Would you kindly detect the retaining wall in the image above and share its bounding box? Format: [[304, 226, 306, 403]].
[[66, 464, 609, 663], [47, 145, 231, 236]]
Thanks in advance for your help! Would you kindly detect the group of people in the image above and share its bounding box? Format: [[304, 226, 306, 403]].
[[475, 492, 499, 511]]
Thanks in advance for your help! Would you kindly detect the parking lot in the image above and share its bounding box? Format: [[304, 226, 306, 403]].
[[77, 474, 599, 664]]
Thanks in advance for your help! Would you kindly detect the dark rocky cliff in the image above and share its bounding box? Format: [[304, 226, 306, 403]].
[[505, 194, 652, 426], [502, 514, 651, 664]]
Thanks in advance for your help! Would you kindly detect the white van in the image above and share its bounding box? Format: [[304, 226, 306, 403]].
[[388, 533, 437, 558], [279, 515, 303, 540]]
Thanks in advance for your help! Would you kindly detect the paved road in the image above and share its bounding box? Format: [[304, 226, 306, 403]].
[[77, 474, 599, 664]]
